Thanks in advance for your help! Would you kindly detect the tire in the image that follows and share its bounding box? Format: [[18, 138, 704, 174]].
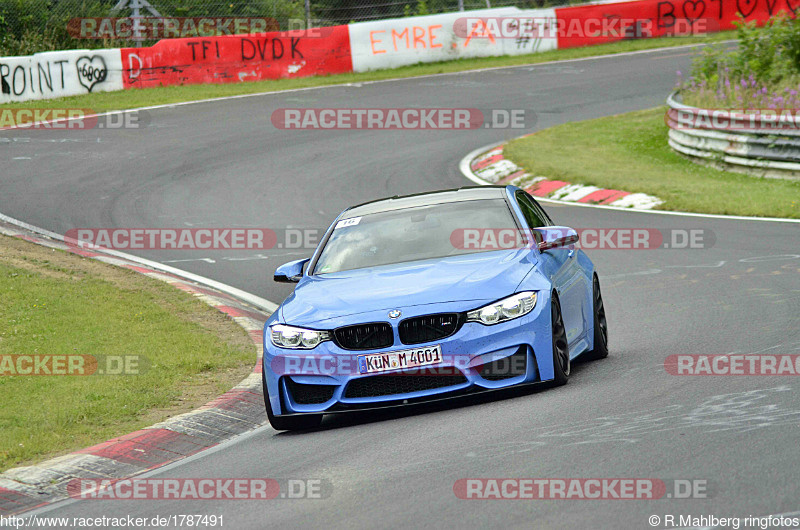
[[584, 274, 609, 361], [262, 370, 322, 431], [551, 294, 570, 386]]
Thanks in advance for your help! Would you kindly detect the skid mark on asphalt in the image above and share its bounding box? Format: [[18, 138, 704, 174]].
[[601, 254, 800, 284], [312, 383, 800, 480], [531, 386, 800, 446]]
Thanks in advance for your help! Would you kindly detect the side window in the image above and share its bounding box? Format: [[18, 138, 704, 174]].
[[515, 191, 547, 228], [530, 199, 554, 226]]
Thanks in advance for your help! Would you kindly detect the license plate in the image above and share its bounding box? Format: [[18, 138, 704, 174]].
[[358, 345, 443, 374]]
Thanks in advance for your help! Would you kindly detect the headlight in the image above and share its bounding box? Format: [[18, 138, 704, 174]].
[[270, 324, 331, 349], [466, 292, 537, 325]]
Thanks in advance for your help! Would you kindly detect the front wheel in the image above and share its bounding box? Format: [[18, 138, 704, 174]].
[[584, 274, 609, 361], [262, 370, 322, 431], [551, 294, 570, 386]]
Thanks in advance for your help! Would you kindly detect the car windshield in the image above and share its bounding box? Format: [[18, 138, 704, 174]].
[[313, 199, 519, 274]]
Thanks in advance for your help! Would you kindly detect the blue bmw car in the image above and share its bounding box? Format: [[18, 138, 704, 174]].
[[262, 186, 608, 430]]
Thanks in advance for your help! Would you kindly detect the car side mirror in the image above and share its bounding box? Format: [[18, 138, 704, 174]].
[[274, 258, 310, 283], [536, 227, 579, 252]]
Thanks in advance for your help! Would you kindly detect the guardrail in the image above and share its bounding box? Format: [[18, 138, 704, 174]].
[[665, 92, 800, 180]]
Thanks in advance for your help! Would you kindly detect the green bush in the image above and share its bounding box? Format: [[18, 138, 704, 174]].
[[694, 14, 800, 84], [683, 12, 800, 108]]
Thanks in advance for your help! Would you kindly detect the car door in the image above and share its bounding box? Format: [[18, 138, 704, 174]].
[[516, 192, 587, 347]]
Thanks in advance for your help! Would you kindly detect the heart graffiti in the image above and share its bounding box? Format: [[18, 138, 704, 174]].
[[682, 0, 707, 22], [736, 0, 758, 17], [76, 55, 108, 92], [683, 0, 706, 22]]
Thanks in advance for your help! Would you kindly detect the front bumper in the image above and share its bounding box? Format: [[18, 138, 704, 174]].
[[263, 297, 556, 417]]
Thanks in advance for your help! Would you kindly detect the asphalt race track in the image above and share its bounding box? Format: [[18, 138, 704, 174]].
[[2, 46, 799, 528]]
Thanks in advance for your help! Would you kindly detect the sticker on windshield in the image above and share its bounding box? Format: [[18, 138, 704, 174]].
[[335, 217, 361, 229]]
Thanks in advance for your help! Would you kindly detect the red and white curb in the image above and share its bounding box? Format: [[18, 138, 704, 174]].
[[464, 144, 664, 210], [0, 219, 273, 516]]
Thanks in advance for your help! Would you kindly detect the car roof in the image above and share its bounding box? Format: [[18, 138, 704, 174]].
[[342, 186, 509, 218]]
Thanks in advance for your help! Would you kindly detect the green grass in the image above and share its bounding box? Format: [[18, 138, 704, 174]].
[[680, 77, 800, 108], [503, 107, 800, 218], [0, 32, 735, 115], [0, 235, 256, 472]]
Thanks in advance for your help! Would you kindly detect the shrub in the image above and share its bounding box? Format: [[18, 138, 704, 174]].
[[681, 12, 800, 108]]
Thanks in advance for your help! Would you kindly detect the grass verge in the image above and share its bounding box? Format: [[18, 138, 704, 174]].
[[503, 107, 800, 218], [0, 234, 256, 472], [0, 32, 735, 113]]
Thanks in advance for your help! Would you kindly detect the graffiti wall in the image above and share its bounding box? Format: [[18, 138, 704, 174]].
[[0, 50, 123, 103]]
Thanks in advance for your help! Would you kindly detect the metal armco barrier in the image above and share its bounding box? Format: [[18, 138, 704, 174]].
[[666, 92, 800, 180]]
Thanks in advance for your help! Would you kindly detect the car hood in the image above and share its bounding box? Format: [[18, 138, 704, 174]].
[[280, 249, 536, 326]]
